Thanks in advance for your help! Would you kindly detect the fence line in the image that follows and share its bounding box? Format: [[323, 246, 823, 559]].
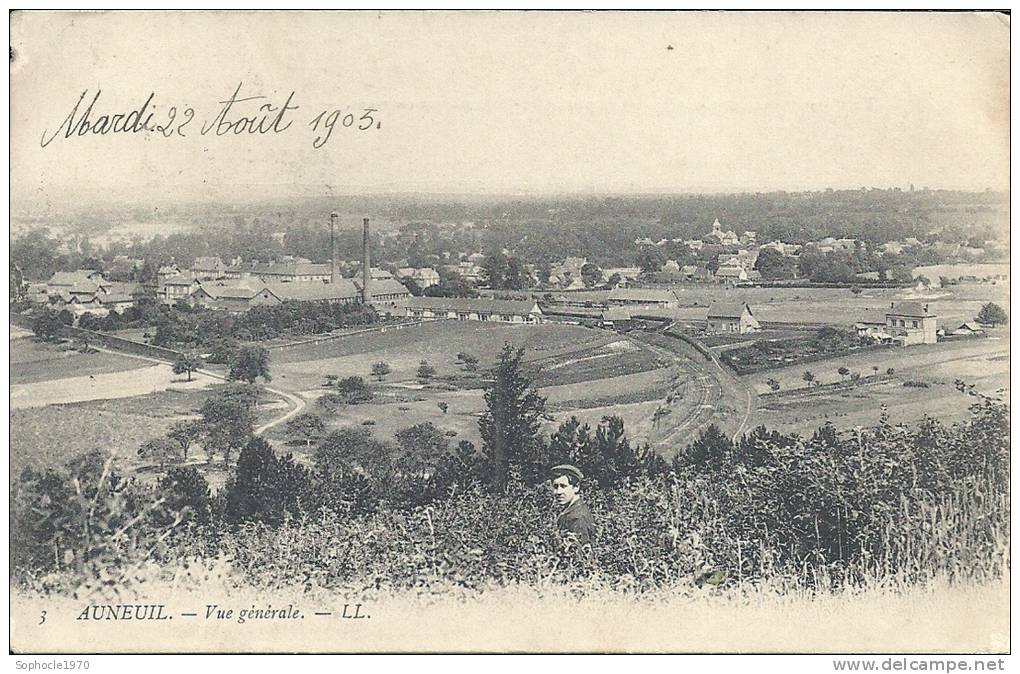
[[63, 325, 183, 362]]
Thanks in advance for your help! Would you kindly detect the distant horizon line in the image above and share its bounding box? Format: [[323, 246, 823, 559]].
[[11, 183, 1010, 208]]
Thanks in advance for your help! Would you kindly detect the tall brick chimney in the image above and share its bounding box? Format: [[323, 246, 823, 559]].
[[361, 217, 371, 303], [330, 211, 340, 285]]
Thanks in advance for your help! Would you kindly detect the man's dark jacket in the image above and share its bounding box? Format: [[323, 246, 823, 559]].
[[557, 497, 596, 545]]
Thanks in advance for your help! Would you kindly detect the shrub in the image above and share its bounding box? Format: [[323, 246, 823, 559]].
[[417, 360, 437, 381], [156, 467, 212, 526], [222, 437, 317, 525], [371, 362, 392, 382], [138, 437, 184, 470], [335, 376, 373, 404]]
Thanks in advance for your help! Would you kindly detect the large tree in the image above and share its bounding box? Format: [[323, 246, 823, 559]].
[[285, 413, 326, 447], [30, 309, 65, 342], [754, 248, 796, 280], [166, 420, 202, 461], [636, 247, 666, 275], [172, 352, 202, 382], [580, 262, 604, 288], [478, 343, 547, 489], [222, 437, 316, 525], [228, 345, 272, 384], [977, 302, 1007, 326], [199, 384, 258, 464]]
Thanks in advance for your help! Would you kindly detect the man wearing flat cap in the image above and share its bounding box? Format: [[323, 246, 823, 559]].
[[550, 464, 596, 547]]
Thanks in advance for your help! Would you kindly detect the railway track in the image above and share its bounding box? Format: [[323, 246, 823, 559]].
[[631, 327, 757, 450]]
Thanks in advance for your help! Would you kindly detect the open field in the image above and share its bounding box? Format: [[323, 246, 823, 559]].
[[913, 262, 1009, 279], [11, 388, 210, 475], [744, 333, 1009, 394], [11, 336, 149, 385], [271, 321, 617, 390], [670, 284, 1008, 328], [265, 331, 680, 452], [11, 362, 218, 409], [743, 334, 1009, 436], [11, 382, 293, 482], [268, 321, 685, 452]]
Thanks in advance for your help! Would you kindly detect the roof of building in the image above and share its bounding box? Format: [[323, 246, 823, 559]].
[[399, 296, 541, 315], [162, 273, 197, 286], [191, 256, 225, 271], [608, 287, 678, 303], [887, 302, 935, 318], [64, 282, 104, 295], [358, 278, 411, 297], [63, 293, 101, 304], [48, 270, 104, 287], [602, 306, 633, 321], [707, 302, 752, 320], [715, 266, 746, 277], [265, 280, 360, 302], [248, 261, 331, 277], [107, 281, 140, 295], [957, 322, 983, 332], [195, 281, 276, 300], [98, 293, 135, 304]]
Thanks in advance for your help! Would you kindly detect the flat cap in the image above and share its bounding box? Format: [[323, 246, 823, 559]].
[[549, 464, 584, 482]]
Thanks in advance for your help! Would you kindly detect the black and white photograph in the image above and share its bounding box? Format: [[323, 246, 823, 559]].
[[7, 10, 1011, 656]]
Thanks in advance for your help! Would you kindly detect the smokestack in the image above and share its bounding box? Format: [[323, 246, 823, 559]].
[[330, 212, 340, 285], [362, 217, 371, 303]]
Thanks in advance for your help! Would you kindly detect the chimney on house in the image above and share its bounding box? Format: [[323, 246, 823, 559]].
[[362, 217, 371, 304], [330, 212, 340, 285]]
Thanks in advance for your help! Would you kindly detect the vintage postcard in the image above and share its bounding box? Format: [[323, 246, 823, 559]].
[[8, 10, 1010, 655]]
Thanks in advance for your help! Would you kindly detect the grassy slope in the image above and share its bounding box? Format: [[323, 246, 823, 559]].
[[11, 338, 148, 385]]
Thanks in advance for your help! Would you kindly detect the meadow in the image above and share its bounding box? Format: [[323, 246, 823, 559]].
[[739, 330, 1009, 435], [263, 322, 684, 452], [10, 335, 147, 385], [10, 389, 209, 475]]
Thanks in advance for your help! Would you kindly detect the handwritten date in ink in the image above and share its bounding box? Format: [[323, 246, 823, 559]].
[[309, 108, 380, 148], [39, 83, 381, 149]]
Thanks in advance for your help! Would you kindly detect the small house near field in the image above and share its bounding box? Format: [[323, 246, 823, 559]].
[[706, 302, 760, 334], [600, 306, 633, 330], [885, 302, 937, 345], [953, 322, 984, 336]]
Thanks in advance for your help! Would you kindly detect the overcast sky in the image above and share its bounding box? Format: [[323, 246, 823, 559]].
[[10, 11, 1010, 203]]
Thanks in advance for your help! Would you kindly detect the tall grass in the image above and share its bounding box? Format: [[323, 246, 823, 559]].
[[10, 397, 1009, 603]]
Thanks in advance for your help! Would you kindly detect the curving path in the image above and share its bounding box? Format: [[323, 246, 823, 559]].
[[82, 346, 307, 436]]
